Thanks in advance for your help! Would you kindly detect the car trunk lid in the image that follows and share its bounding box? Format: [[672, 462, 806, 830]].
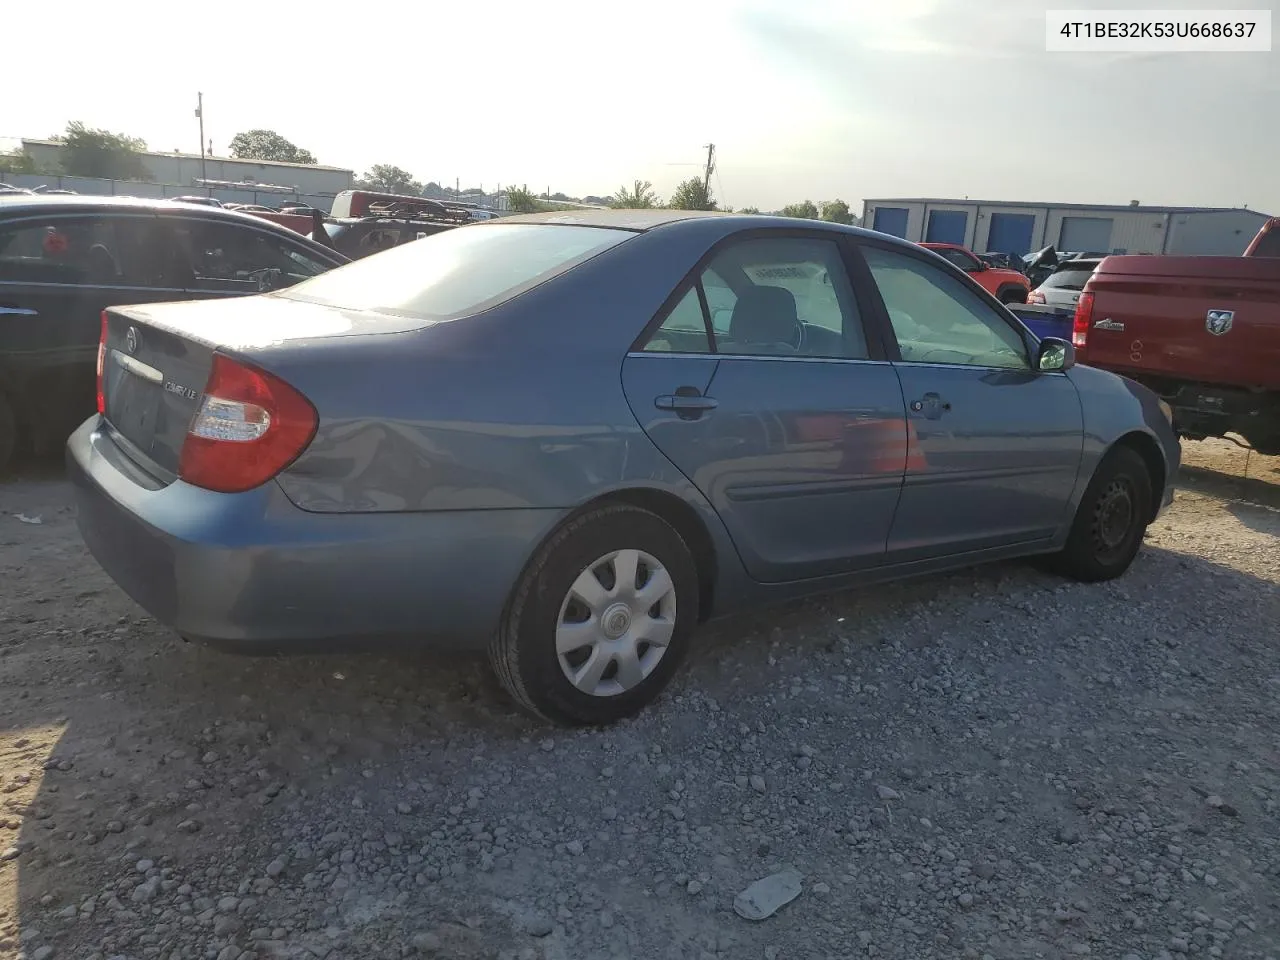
[[100, 294, 433, 477]]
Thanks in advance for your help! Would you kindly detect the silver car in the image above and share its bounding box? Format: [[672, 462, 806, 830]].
[[1029, 258, 1102, 309]]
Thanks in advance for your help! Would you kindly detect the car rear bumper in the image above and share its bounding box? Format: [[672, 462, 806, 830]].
[[67, 417, 566, 652]]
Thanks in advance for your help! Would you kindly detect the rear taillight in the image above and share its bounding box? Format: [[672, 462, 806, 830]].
[[178, 353, 317, 493], [1072, 291, 1094, 352], [96, 311, 108, 415], [1027, 290, 1046, 305]]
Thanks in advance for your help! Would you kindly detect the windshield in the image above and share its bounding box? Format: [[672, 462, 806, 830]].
[[281, 223, 631, 319]]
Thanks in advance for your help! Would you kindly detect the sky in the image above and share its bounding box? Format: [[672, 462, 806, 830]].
[[4, 0, 1277, 213]]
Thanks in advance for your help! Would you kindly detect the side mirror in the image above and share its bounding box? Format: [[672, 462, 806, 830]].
[[1037, 337, 1075, 372]]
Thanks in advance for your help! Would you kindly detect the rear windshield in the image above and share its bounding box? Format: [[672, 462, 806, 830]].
[[1040, 263, 1099, 290], [280, 223, 631, 319], [1250, 228, 1280, 258]]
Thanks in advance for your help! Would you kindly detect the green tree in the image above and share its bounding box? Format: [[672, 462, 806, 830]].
[[357, 164, 421, 194], [738, 206, 761, 215], [610, 179, 658, 209], [54, 121, 151, 180], [668, 177, 716, 211], [780, 200, 819, 220], [820, 199, 854, 224], [505, 186, 544, 214], [0, 148, 39, 175], [228, 130, 317, 164]]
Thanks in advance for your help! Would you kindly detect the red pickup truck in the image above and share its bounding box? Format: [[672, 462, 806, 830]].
[[1073, 218, 1280, 454]]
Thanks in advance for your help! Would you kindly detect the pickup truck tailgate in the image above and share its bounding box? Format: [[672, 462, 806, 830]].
[[1081, 255, 1280, 391]]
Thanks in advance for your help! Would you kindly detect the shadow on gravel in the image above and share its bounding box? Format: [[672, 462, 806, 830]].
[[1180, 464, 1280, 512], [7, 532, 1280, 956]]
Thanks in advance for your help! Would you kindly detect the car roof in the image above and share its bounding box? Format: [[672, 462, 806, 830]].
[[0, 192, 337, 239], [487, 208, 921, 250]]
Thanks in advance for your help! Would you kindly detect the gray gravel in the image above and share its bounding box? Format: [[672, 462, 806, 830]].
[[1, 443, 1279, 960]]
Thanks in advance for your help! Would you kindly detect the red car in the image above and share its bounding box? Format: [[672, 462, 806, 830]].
[[919, 242, 1031, 304]]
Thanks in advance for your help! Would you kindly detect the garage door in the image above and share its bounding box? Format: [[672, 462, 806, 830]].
[[1058, 216, 1113, 252], [925, 210, 967, 244], [872, 207, 909, 238], [986, 213, 1035, 255]]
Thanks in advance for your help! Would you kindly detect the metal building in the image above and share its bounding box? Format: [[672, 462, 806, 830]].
[[20, 139, 354, 197], [860, 198, 1273, 257]]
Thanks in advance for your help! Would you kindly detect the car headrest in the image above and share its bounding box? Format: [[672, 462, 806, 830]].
[[729, 285, 799, 345]]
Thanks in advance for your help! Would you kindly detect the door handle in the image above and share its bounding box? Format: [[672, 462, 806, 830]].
[[655, 394, 718, 412], [0, 306, 39, 316]]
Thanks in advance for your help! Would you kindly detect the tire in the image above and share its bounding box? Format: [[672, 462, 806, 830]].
[[489, 503, 700, 726], [1048, 446, 1153, 583], [0, 395, 16, 476]]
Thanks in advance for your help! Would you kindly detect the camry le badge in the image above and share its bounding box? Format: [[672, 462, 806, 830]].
[[125, 325, 139, 354], [1206, 309, 1234, 336]]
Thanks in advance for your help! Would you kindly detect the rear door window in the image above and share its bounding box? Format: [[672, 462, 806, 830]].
[[0, 215, 165, 287], [169, 219, 332, 293]]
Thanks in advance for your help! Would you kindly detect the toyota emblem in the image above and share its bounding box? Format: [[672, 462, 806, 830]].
[[126, 326, 139, 355]]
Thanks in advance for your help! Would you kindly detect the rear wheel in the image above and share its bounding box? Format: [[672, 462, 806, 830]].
[[489, 503, 699, 726], [1048, 446, 1153, 582]]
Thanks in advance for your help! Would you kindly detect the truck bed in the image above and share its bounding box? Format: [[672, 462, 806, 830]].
[[1079, 255, 1280, 391]]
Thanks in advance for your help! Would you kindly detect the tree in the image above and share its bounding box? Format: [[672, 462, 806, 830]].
[[505, 186, 545, 214], [228, 130, 317, 165], [0, 148, 39, 175], [54, 121, 151, 180], [738, 206, 761, 215], [820, 199, 854, 225], [357, 164, 421, 195], [780, 200, 819, 220], [668, 177, 716, 211], [610, 180, 658, 209]]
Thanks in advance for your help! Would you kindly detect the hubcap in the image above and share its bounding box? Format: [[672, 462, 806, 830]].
[[555, 548, 677, 698]]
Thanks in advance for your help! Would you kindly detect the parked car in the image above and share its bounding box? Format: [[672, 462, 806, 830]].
[[1073, 217, 1280, 454], [0, 195, 348, 470], [70, 210, 1178, 726], [319, 189, 472, 258], [919, 242, 1031, 303], [170, 196, 224, 208], [1027, 257, 1102, 308]]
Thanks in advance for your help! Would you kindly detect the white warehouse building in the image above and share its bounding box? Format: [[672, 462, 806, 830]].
[[860, 198, 1273, 257]]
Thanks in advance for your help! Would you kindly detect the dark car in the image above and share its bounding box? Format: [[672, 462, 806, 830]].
[[320, 189, 472, 259], [0, 195, 348, 469], [70, 210, 1179, 726]]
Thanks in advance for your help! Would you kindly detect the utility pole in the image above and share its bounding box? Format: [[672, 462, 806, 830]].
[[195, 93, 207, 184], [702, 143, 716, 201]]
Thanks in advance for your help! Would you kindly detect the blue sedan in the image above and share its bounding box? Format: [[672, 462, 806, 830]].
[[68, 210, 1179, 725]]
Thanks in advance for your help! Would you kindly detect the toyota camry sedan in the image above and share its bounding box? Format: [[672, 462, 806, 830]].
[[69, 210, 1179, 726]]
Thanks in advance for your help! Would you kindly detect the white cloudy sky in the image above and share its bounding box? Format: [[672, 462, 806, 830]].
[[4, 0, 1276, 212]]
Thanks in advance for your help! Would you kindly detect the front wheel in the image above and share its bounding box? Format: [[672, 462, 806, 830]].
[[1048, 446, 1153, 582], [489, 503, 700, 726]]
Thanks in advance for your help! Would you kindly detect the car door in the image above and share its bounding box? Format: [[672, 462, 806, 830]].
[[856, 241, 1084, 561], [0, 211, 195, 449], [622, 233, 908, 583], [157, 214, 337, 299]]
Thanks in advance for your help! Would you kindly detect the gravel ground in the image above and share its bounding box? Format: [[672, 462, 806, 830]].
[[2, 440, 1279, 960]]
